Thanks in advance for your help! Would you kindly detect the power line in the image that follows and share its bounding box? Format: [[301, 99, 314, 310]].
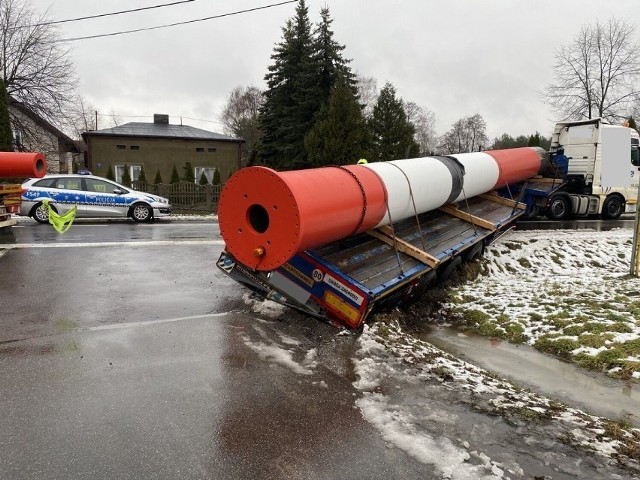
[[57, 0, 298, 43], [34, 0, 198, 27]]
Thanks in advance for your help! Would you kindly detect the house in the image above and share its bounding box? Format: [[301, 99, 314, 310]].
[[82, 114, 244, 184], [9, 99, 83, 174]]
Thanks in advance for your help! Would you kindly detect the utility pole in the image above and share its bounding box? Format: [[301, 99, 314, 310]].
[[631, 179, 640, 276], [95, 111, 98, 131]]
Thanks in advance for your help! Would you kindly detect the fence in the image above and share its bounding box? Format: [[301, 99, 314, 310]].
[[131, 181, 223, 213]]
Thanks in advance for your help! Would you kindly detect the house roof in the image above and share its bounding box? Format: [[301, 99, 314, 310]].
[[83, 122, 244, 143], [9, 99, 81, 153]]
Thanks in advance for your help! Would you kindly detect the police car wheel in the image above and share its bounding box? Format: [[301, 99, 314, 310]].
[[131, 203, 152, 222], [33, 203, 51, 224]]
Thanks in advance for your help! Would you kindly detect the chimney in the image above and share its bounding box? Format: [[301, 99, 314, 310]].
[[153, 114, 169, 124]]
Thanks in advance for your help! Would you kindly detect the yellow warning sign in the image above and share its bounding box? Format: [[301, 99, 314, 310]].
[[324, 291, 360, 323]]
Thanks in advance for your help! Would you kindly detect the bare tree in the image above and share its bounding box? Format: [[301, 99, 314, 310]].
[[404, 101, 437, 155], [544, 18, 640, 122], [220, 85, 263, 166], [439, 114, 488, 154], [356, 74, 377, 118], [1, 0, 76, 129], [65, 95, 96, 140]]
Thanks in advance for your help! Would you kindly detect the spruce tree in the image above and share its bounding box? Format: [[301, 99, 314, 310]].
[[305, 78, 369, 166], [0, 79, 12, 151], [106, 165, 115, 180], [154, 169, 163, 184], [212, 168, 221, 185], [170, 164, 180, 184], [182, 162, 195, 183], [259, 0, 319, 170], [199, 171, 209, 185], [368, 83, 419, 161], [138, 166, 147, 183], [121, 164, 132, 186]]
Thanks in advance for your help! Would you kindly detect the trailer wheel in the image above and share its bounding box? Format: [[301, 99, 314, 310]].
[[464, 241, 484, 262], [437, 256, 462, 285], [601, 195, 625, 220], [545, 193, 571, 220]]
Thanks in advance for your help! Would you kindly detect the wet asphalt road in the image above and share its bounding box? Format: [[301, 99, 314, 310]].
[[0, 219, 434, 480]]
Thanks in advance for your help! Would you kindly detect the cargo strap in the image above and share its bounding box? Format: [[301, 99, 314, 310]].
[[42, 199, 77, 234]]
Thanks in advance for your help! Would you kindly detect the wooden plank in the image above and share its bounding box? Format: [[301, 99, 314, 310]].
[[439, 205, 497, 231], [367, 228, 440, 268], [478, 193, 525, 209]]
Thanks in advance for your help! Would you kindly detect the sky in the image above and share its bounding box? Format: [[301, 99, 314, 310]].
[[29, 0, 640, 141]]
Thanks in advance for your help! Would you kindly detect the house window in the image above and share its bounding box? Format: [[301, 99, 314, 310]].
[[208, 148, 216, 153], [130, 145, 140, 150], [196, 147, 205, 152], [115, 165, 142, 183], [116, 145, 126, 150], [194, 167, 216, 184]]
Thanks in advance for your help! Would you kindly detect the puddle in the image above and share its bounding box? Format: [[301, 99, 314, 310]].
[[421, 325, 640, 424]]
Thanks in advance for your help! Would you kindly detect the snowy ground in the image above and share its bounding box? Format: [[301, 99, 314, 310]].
[[445, 229, 640, 380]]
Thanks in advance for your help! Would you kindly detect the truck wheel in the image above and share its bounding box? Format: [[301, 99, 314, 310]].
[[546, 193, 571, 220], [601, 195, 624, 220]]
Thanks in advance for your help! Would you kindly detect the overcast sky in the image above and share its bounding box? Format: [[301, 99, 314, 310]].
[[30, 0, 640, 141]]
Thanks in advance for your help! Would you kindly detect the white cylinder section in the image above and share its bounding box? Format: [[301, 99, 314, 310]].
[[450, 152, 500, 202], [364, 158, 454, 227]]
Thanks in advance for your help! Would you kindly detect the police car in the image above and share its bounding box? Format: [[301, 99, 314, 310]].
[[20, 174, 171, 223]]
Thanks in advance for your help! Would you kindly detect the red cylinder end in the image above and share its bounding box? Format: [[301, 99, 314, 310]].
[[0, 152, 48, 178], [218, 165, 387, 271]]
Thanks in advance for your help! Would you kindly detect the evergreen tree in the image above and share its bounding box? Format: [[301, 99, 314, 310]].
[[313, 7, 357, 101], [199, 171, 209, 185], [213, 168, 221, 185], [628, 116, 638, 132], [0, 79, 12, 151], [368, 83, 419, 161], [154, 169, 163, 184], [305, 78, 369, 166], [182, 162, 195, 183], [138, 166, 147, 183], [258, 0, 320, 170], [170, 164, 180, 184], [121, 164, 131, 186], [106, 165, 115, 181]]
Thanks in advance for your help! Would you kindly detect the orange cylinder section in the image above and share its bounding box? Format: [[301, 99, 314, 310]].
[[484, 147, 544, 189], [218, 165, 387, 271], [0, 152, 47, 178]]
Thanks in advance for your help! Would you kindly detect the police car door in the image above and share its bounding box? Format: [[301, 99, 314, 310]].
[[50, 177, 86, 216], [83, 178, 129, 217]]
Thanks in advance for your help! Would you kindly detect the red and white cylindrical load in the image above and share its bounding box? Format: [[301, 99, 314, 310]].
[[219, 147, 545, 271], [0, 152, 47, 178]]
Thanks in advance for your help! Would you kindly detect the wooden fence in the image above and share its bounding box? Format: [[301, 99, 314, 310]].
[[131, 181, 223, 213]]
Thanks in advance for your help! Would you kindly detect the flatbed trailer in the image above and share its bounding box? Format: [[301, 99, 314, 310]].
[[0, 184, 21, 229], [217, 193, 525, 328]]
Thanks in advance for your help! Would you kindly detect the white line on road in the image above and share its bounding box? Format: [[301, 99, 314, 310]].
[[2, 239, 225, 249], [89, 312, 230, 331]]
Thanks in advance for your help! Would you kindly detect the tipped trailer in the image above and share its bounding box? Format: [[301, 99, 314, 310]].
[[215, 148, 544, 329], [218, 193, 523, 328]]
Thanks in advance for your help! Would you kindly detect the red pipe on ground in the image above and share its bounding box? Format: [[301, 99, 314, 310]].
[[0, 152, 47, 178]]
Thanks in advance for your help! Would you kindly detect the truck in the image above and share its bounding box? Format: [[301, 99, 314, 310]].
[[507, 118, 640, 220], [0, 152, 48, 233]]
